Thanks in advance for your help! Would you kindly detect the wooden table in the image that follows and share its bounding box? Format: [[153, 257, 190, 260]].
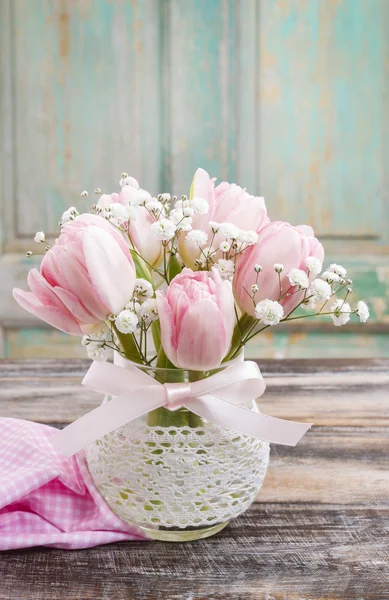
[[1, 358, 388, 600]]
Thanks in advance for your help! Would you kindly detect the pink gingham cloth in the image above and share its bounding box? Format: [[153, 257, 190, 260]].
[[0, 418, 147, 550]]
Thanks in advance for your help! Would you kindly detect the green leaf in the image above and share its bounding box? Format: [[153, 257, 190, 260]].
[[130, 250, 153, 283], [167, 253, 182, 283]]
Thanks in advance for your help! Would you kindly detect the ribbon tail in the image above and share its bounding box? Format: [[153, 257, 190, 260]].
[[51, 388, 164, 457], [184, 395, 312, 446]]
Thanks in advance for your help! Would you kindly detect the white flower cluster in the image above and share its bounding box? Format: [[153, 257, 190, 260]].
[[147, 194, 211, 242], [60, 207, 79, 227], [114, 278, 159, 334], [207, 221, 259, 246], [81, 326, 113, 361], [102, 203, 138, 225], [255, 299, 284, 326]]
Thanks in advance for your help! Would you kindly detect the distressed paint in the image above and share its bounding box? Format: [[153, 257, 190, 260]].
[[1, 0, 388, 358], [9, 0, 162, 240], [258, 0, 389, 244], [168, 0, 239, 194]]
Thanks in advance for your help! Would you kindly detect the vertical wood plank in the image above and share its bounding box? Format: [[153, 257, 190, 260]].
[[168, 0, 238, 194], [7, 0, 162, 240], [257, 0, 388, 241]]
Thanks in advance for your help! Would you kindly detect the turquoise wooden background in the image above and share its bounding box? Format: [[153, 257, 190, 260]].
[[0, 0, 388, 358]]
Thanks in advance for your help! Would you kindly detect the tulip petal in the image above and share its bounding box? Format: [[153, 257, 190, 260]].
[[53, 246, 108, 321], [83, 226, 136, 315], [130, 208, 163, 267], [13, 288, 82, 335], [176, 298, 229, 370], [156, 291, 178, 366], [53, 287, 97, 324]]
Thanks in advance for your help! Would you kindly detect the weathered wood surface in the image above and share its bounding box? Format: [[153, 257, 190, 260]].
[[0, 358, 388, 599]]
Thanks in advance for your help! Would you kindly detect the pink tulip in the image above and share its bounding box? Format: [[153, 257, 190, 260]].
[[234, 221, 325, 316], [13, 214, 136, 335], [97, 187, 163, 267], [156, 268, 235, 370], [179, 168, 269, 268], [129, 208, 164, 267]]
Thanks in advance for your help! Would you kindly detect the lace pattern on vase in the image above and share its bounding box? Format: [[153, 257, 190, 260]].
[[86, 416, 270, 529]]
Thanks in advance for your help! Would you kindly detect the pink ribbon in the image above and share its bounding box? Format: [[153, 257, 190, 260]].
[[52, 358, 312, 457]]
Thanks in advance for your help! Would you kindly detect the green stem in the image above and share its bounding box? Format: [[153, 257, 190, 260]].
[[113, 324, 144, 364]]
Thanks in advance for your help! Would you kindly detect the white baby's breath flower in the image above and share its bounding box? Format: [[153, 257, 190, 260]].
[[237, 230, 259, 245], [173, 199, 186, 210], [309, 279, 332, 301], [214, 259, 235, 279], [255, 299, 284, 326], [150, 218, 176, 241], [146, 198, 163, 212], [169, 209, 192, 231], [137, 298, 159, 325], [133, 278, 154, 300], [81, 326, 112, 361], [254, 264, 263, 273], [190, 197, 209, 215], [209, 221, 220, 233], [34, 231, 46, 244], [183, 206, 195, 217], [274, 263, 284, 273], [197, 246, 215, 267], [251, 284, 259, 293], [86, 344, 110, 361], [288, 268, 309, 289], [107, 203, 138, 223], [126, 188, 152, 207], [185, 229, 208, 248], [119, 175, 139, 189], [115, 309, 139, 334], [356, 301, 370, 323], [60, 207, 79, 226], [159, 193, 171, 202], [322, 270, 340, 284], [330, 299, 351, 327], [301, 296, 317, 311], [306, 257, 322, 276], [328, 264, 347, 278], [219, 222, 241, 239], [219, 240, 231, 253]]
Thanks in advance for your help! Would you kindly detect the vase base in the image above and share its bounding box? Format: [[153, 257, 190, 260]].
[[139, 520, 230, 542]]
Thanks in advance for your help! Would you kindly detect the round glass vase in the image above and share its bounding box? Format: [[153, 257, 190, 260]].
[[85, 356, 270, 542]]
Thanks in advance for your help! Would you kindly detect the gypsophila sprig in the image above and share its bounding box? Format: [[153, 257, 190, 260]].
[[255, 300, 284, 326], [330, 299, 351, 327], [310, 279, 332, 301], [306, 257, 322, 276], [115, 309, 139, 334], [288, 268, 309, 290], [34, 231, 46, 244], [356, 301, 370, 323], [185, 230, 208, 248], [150, 218, 176, 241]]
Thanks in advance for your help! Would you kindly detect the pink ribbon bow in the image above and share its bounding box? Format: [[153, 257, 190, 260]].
[[52, 359, 312, 457]]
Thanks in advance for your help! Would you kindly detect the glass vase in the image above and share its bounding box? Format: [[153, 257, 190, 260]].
[[85, 358, 270, 542]]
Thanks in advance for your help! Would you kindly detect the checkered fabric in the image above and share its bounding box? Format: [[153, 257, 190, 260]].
[[0, 418, 148, 549]]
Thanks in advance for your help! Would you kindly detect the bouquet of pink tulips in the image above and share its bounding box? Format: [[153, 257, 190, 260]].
[[14, 168, 369, 428]]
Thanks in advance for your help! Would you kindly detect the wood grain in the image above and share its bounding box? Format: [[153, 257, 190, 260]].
[[1, 504, 388, 600], [0, 358, 388, 598]]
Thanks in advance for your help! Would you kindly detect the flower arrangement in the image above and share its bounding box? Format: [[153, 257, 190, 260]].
[[14, 167, 369, 371], [13, 168, 370, 541]]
